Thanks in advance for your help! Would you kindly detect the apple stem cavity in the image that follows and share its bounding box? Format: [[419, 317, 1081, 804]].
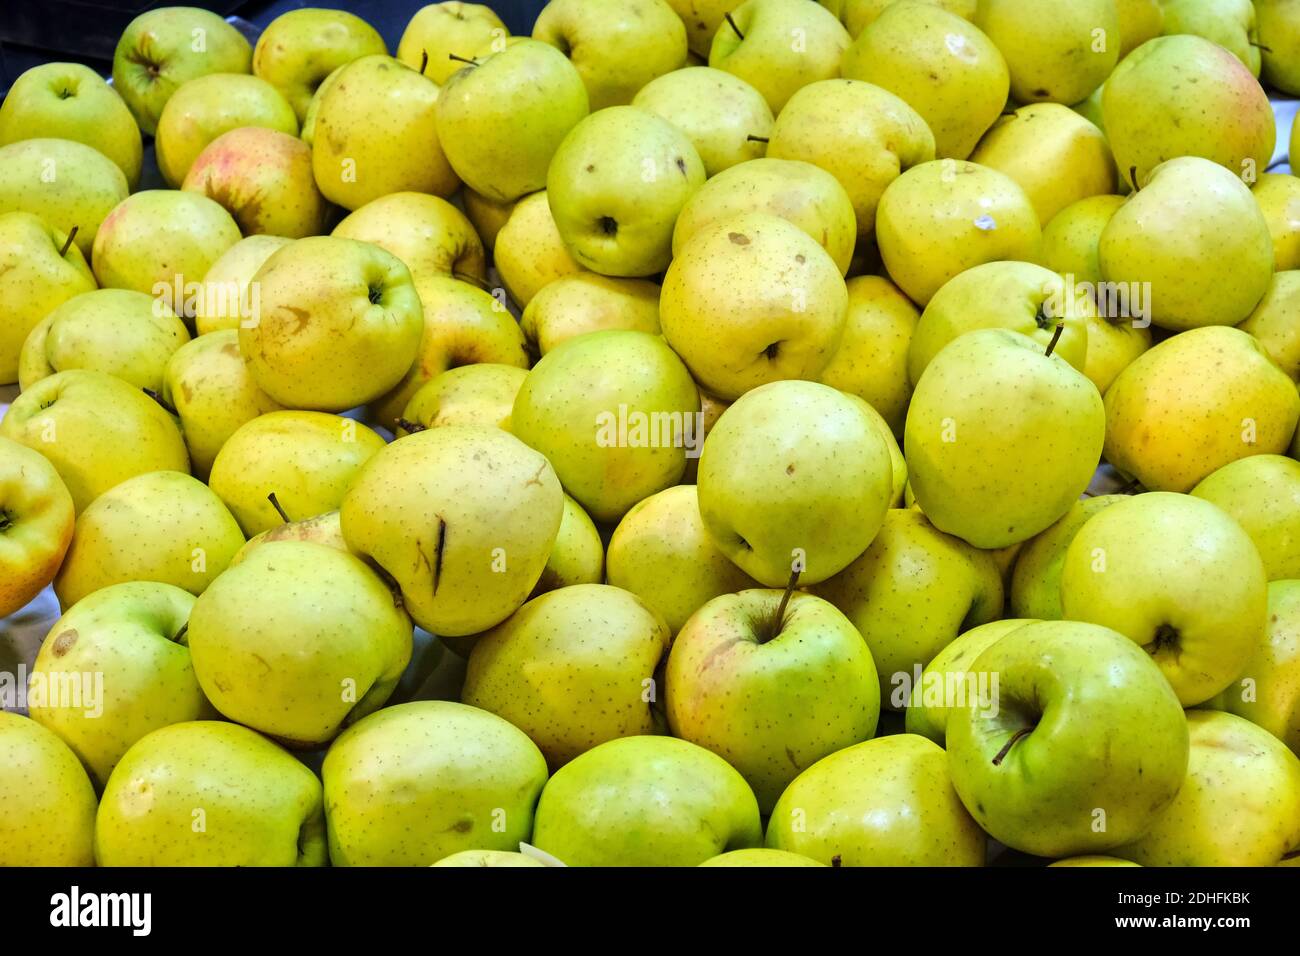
[[1043, 323, 1065, 358], [725, 12, 745, 40], [267, 492, 291, 524], [1128, 166, 1140, 191], [766, 567, 801, 643], [396, 418, 427, 434], [58, 226, 79, 258], [991, 727, 1032, 766]]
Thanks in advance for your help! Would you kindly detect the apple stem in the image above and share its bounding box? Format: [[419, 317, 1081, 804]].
[[58, 226, 79, 258], [448, 53, 477, 65], [142, 387, 174, 413], [991, 727, 1032, 766], [1253, 42, 1273, 53], [419, 49, 429, 75], [725, 12, 745, 40], [396, 418, 427, 434], [767, 567, 801, 642], [746, 135, 769, 144], [1128, 166, 1140, 191], [267, 492, 291, 524], [173, 623, 189, 645], [1043, 323, 1065, 357]]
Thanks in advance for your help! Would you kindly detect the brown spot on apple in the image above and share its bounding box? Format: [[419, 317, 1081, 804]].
[[51, 629, 78, 657]]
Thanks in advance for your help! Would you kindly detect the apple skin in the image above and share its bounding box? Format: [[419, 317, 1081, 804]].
[[947, 620, 1189, 858], [0, 436, 74, 617], [399, 364, 528, 434], [1252, 174, 1300, 273], [193, 235, 293, 335], [1049, 856, 1141, 867], [1192, 456, 1300, 581], [532, 735, 763, 866], [1042, 194, 1126, 286], [1162, 0, 1261, 77], [494, 190, 585, 307], [700, 849, 825, 867], [432, 850, 546, 867], [1257, 0, 1300, 95], [231, 510, 346, 567], [975, 0, 1117, 106], [1061, 492, 1267, 707], [1009, 495, 1125, 620], [1240, 272, 1300, 380], [252, 7, 387, 121], [666, 0, 743, 57], [531, 494, 605, 596], [767, 734, 985, 866], [112, 7, 253, 135], [0, 712, 96, 866], [0, 369, 190, 514], [95, 721, 327, 866], [521, 274, 660, 357], [461, 188, 514, 252], [398, 3, 509, 84], [1116, 0, 1163, 56], [333, 192, 486, 284], [632, 67, 772, 178], [0, 62, 143, 188]]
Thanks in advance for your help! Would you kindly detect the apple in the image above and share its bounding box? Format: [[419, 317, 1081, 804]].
[[975, 0, 1117, 105], [298, 64, 344, 148], [700, 849, 824, 867], [95, 721, 326, 866], [398, 364, 527, 435], [332, 192, 486, 283], [531, 494, 605, 595], [1240, 271, 1300, 380], [112, 7, 253, 135], [1257, 0, 1300, 95], [1213, 579, 1300, 755], [0, 137, 129, 257], [207, 410, 386, 536], [399, 2, 509, 83], [239, 236, 424, 412], [252, 7, 387, 121], [323, 700, 548, 866], [1191, 456, 1300, 581], [1116, 0, 1163, 56], [1252, 173, 1300, 272], [1103, 327, 1300, 492], [432, 850, 546, 867], [0, 369, 189, 513], [531, 735, 763, 866], [1162, 0, 1261, 76], [461, 188, 514, 252], [231, 510, 347, 566], [946, 620, 1189, 858], [521, 274, 660, 357], [666, 0, 744, 57], [1050, 856, 1141, 867], [0, 712, 96, 866], [854, 396, 908, 505], [0, 62, 143, 188], [767, 734, 985, 865], [1009, 495, 1124, 620], [193, 235, 293, 335], [0, 436, 74, 617], [494, 190, 585, 306], [340, 425, 564, 636]]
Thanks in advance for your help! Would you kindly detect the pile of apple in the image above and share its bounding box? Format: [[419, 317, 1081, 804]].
[[2, 0, 1300, 869]]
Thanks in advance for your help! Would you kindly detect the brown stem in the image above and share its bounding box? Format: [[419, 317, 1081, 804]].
[[1044, 322, 1065, 357], [142, 387, 173, 413], [767, 566, 801, 643], [419, 49, 429, 75], [448, 53, 477, 65], [1128, 165, 1140, 191], [58, 226, 79, 258], [746, 135, 769, 144], [267, 492, 291, 524], [991, 727, 1033, 766], [725, 12, 744, 40]]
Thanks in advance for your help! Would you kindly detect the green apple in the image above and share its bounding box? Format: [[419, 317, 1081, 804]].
[[298, 64, 344, 148], [494, 190, 585, 307], [0, 62, 143, 188], [0, 137, 128, 257], [333, 193, 485, 284], [0, 712, 96, 865], [1009, 495, 1124, 619], [1102, 35, 1274, 190], [1213, 580, 1300, 755], [875, 160, 1042, 306], [1191, 456, 1300, 581], [905, 329, 1104, 549], [252, 7, 387, 121], [1061, 492, 1267, 706], [29, 581, 206, 785], [836, 0, 978, 35], [841, 2, 1008, 160], [667, 588, 879, 811], [0, 369, 189, 513], [661, 212, 847, 399], [1162, 0, 1261, 76], [854, 395, 909, 505], [606, 484, 758, 634], [432, 850, 547, 867], [1103, 327, 1300, 492], [112, 7, 253, 135], [1252, 174, 1300, 272], [435, 39, 588, 203], [1116, 0, 1163, 56], [399, 364, 528, 434], [207, 410, 386, 536], [975, 0, 1117, 105], [20, 289, 189, 393], [341, 425, 564, 636], [399, 3, 508, 83], [461, 188, 514, 252], [239, 236, 424, 412], [700, 848, 825, 867], [1240, 271, 1300, 379], [511, 330, 699, 523], [1257, 0, 1300, 94], [231, 510, 346, 566], [666, 0, 742, 56], [312, 55, 458, 210], [193, 235, 293, 335], [947, 620, 1188, 857], [532, 735, 762, 866], [532, 494, 605, 595], [698, 379, 893, 585], [547, 105, 706, 277], [0, 211, 95, 385], [463, 584, 671, 766], [95, 720, 326, 866], [632, 67, 772, 177], [0, 436, 74, 617], [1050, 855, 1141, 867], [521, 274, 660, 357], [1114, 711, 1300, 865], [324, 701, 546, 866], [708, 0, 850, 113], [189, 541, 412, 745], [671, 157, 856, 274], [767, 734, 985, 865]]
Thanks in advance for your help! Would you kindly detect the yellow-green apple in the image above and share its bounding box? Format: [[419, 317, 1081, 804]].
[[463, 583, 671, 766], [461, 188, 514, 251], [1061, 492, 1267, 705], [855, 396, 908, 504], [1099, 158, 1273, 331], [667, 588, 880, 810], [1116, 0, 1163, 55], [682, 389, 730, 484], [1102, 35, 1274, 189], [671, 157, 856, 274], [399, 364, 527, 434], [839, 0, 978, 35], [0, 211, 95, 384], [0, 712, 96, 865], [512, 330, 699, 522], [0, 137, 128, 257], [632, 67, 772, 177], [547, 106, 706, 277], [1114, 711, 1300, 865], [323, 700, 547, 866], [0, 436, 74, 616], [494, 190, 584, 306], [875, 160, 1042, 305], [1257, 0, 1300, 94], [709, 0, 850, 113], [231, 510, 346, 566], [1162, 0, 1261, 76], [1102, 327, 1300, 492], [767, 734, 985, 865], [20, 289, 189, 393], [1050, 855, 1141, 867], [667, 0, 744, 56], [188, 541, 412, 745], [1192, 456, 1300, 580], [207, 410, 385, 535], [0, 62, 143, 188], [332, 192, 486, 283], [698, 379, 893, 584], [531, 494, 605, 594], [112, 7, 253, 135], [340, 425, 564, 635], [1213, 579, 1300, 754], [193, 235, 292, 335], [95, 721, 326, 866], [0, 369, 189, 512], [661, 213, 847, 398], [183, 127, 328, 238], [841, 2, 1008, 160], [521, 274, 660, 356], [975, 0, 1117, 105], [905, 329, 1104, 548], [946, 620, 1189, 857], [399, 2, 508, 83], [1240, 272, 1300, 379], [1253, 174, 1300, 272], [91, 190, 241, 317], [53, 470, 244, 607], [700, 848, 825, 867], [252, 7, 387, 121], [298, 64, 343, 148], [239, 236, 424, 411], [532, 735, 762, 866], [432, 850, 547, 867], [311, 55, 457, 210], [1009, 495, 1124, 619]]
